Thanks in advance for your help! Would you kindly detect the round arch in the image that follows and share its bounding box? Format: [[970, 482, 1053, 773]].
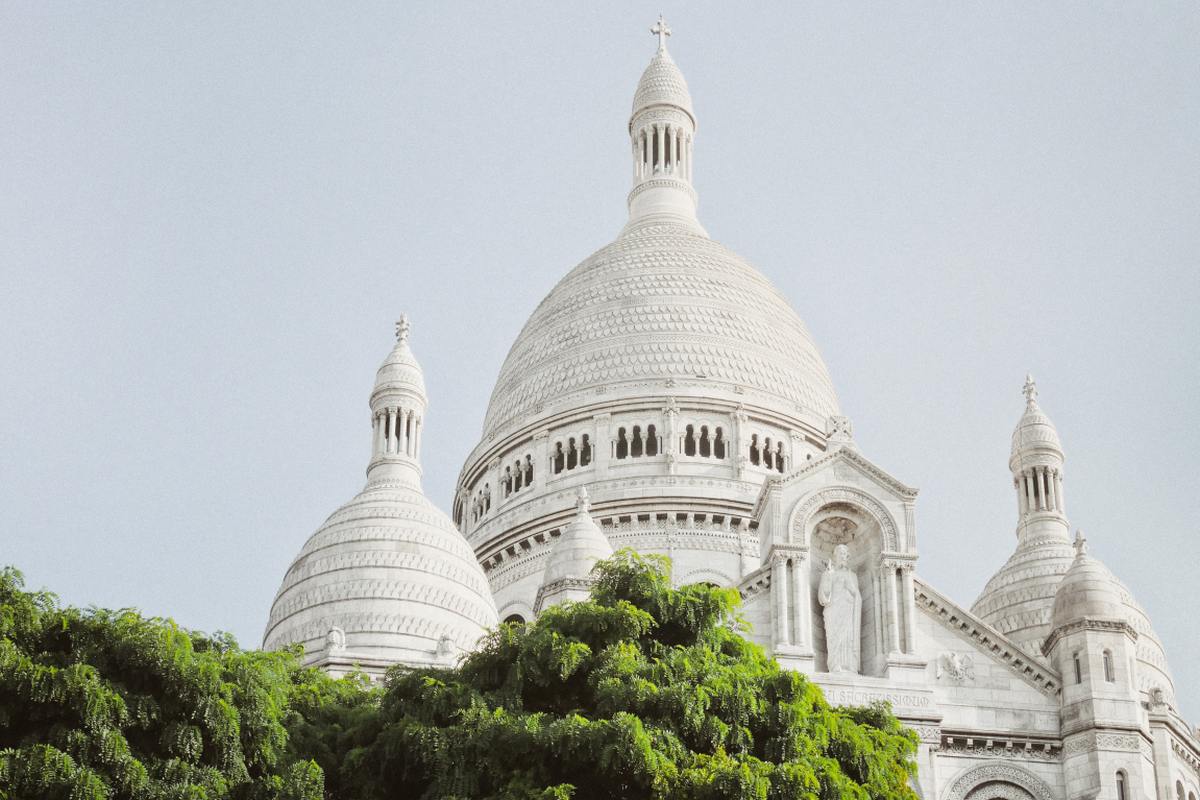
[[787, 486, 902, 552], [943, 762, 1057, 800], [677, 567, 735, 588]]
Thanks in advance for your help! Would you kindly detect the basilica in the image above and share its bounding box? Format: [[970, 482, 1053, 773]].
[[262, 21, 1199, 800]]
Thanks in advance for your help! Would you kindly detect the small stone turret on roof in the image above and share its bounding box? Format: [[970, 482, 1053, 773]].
[[1049, 532, 1127, 631]]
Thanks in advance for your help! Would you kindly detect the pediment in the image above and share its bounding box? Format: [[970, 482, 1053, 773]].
[[753, 446, 917, 518]]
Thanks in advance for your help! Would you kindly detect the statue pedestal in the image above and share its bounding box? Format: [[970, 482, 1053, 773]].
[[884, 653, 929, 684], [773, 645, 815, 673]]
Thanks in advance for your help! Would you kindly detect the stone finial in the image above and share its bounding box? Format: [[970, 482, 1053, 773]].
[[1023, 373, 1038, 407], [826, 415, 855, 450], [1073, 530, 1088, 558], [395, 314, 411, 343], [650, 14, 671, 52], [575, 486, 590, 515]]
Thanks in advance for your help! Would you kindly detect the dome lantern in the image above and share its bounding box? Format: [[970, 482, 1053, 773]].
[[627, 15, 701, 229], [367, 314, 427, 486]]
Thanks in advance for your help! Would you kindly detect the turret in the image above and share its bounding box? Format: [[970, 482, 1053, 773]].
[[626, 15, 702, 231], [1009, 374, 1070, 544], [367, 315, 427, 486], [1044, 532, 1146, 800], [533, 487, 613, 614]]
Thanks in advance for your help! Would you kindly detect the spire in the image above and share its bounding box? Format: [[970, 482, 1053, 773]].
[[575, 485, 591, 515], [626, 17, 701, 231], [1073, 529, 1088, 558], [368, 315, 428, 485]]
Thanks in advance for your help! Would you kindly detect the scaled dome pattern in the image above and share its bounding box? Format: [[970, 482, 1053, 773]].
[[481, 220, 841, 437], [631, 48, 694, 123], [264, 479, 498, 665]]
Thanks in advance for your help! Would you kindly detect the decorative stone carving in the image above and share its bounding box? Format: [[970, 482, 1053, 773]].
[[944, 763, 1058, 800], [324, 627, 346, 654], [818, 544, 861, 674], [937, 652, 975, 683], [790, 486, 901, 552]]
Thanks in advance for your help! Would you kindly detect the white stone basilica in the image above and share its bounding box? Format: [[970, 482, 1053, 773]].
[[264, 20, 1199, 800]]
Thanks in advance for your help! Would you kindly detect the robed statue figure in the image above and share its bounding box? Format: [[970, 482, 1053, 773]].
[[818, 544, 862, 673]]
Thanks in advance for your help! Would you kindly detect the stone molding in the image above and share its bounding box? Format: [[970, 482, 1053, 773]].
[[1041, 617, 1137, 655], [1061, 730, 1143, 757], [915, 578, 1061, 697], [939, 733, 1060, 762], [787, 485, 902, 552], [943, 762, 1058, 800]]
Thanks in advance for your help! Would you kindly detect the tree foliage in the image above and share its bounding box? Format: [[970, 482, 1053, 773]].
[[343, 551, 919, 800], [0, 566, 370, 800], [1, 553, 920, 799]]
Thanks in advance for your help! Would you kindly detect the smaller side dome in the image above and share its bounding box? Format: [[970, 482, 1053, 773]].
[[1050, 532, 1126, 631], [542, 487, 613, 586]]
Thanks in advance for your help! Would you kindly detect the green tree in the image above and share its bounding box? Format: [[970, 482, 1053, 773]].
[[344, 550, 919, 800], [0, 566, 362, 800]]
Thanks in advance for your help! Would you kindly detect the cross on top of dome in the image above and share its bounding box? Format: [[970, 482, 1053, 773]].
[[1023, 373, 1038, 407], [395, 314, 411, 343], [650, 14, 671, 52]]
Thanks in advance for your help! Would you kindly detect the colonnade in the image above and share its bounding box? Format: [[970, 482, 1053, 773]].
[[1015, 465, 1065, 515], [633, 122, 693, 182], [373, 406, 421, 459]]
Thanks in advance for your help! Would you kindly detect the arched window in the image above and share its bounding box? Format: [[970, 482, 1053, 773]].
[[503, 614, 525, 625], [775, 441, 786, 473], [615, 427, 628, 459], [698, 426, 711, 457], [523, 455, 534, 485], [646, 424, 659, 456], [713, 427, 726, 459], [566, 438, 578, 470], [1103, 650, 1115, 682], [631, 425, 644, 458], [1176, 781, 1185, 800], [483, 484, 491, 512], [503, 466, 513, 497], [513, 460, 523, 492], [763, 437, 774, 470], [749, 434, 760, 465], [1115, 771, 1127, 800], [553, 442, 565, 474], [580, 434, 592, 467], [684, 424, 696, 456], [1073, 652, 1082, 684]]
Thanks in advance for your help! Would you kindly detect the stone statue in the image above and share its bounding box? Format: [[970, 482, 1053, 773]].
[[818, 544, 861, 673]]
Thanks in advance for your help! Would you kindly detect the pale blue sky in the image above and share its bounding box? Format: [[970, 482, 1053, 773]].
[[1, 3, 1197, 718]]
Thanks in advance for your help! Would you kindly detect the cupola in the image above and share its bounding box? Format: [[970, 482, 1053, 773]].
[[533, 487, 612, 614]]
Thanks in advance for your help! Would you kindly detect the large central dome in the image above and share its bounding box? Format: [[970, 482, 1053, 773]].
[[482, 219, 840, 438]]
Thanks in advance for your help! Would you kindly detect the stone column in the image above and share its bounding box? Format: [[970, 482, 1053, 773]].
[[884, 562, 901, 654], [412, 416, 422, 459], [900, 563, 917, 654], [1055, 471, 1066, 514], [385, 408, 397, 454], [1015, 477, 1026, 515], [655, 124, 665, 172], [532, 430, 550, 489], [790, 554, 810, 649], [772, 555, 790, 647], [731, 405, 747, 479], [592, 413, 610, 477], [1046, 468, 1058, 511], [373, 412, 384, 456], [1022, 471, 1034, 513]]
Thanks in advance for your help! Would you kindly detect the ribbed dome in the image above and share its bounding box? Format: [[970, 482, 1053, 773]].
[[971, 537, 1076, 657], [263, 476, 498, 666], [1010, 405, 1062, 466], [542, 489, 613, 586], [1050, 536, 1125, 629], [632, 48, 694, 124], [480, 219, 841, 437], [373, 317, 425, 399]]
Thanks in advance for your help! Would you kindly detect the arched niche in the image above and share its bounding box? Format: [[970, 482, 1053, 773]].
[[804, 501, 885, 675], [943, 763, 1057, 800], [787, 486, 901, 552]]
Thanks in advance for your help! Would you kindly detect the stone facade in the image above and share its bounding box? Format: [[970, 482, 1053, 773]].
[[265, 20, 1199, 800]]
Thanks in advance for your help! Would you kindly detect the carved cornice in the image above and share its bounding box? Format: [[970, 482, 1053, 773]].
[[939, 732, 1061, 762], [915, 577, 1061, 697], [1042, 618, 1137, 655], [752, 446, 918, 518]]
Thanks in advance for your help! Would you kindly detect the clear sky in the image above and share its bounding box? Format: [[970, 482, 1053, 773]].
[[2, 3, 1197, 719]]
